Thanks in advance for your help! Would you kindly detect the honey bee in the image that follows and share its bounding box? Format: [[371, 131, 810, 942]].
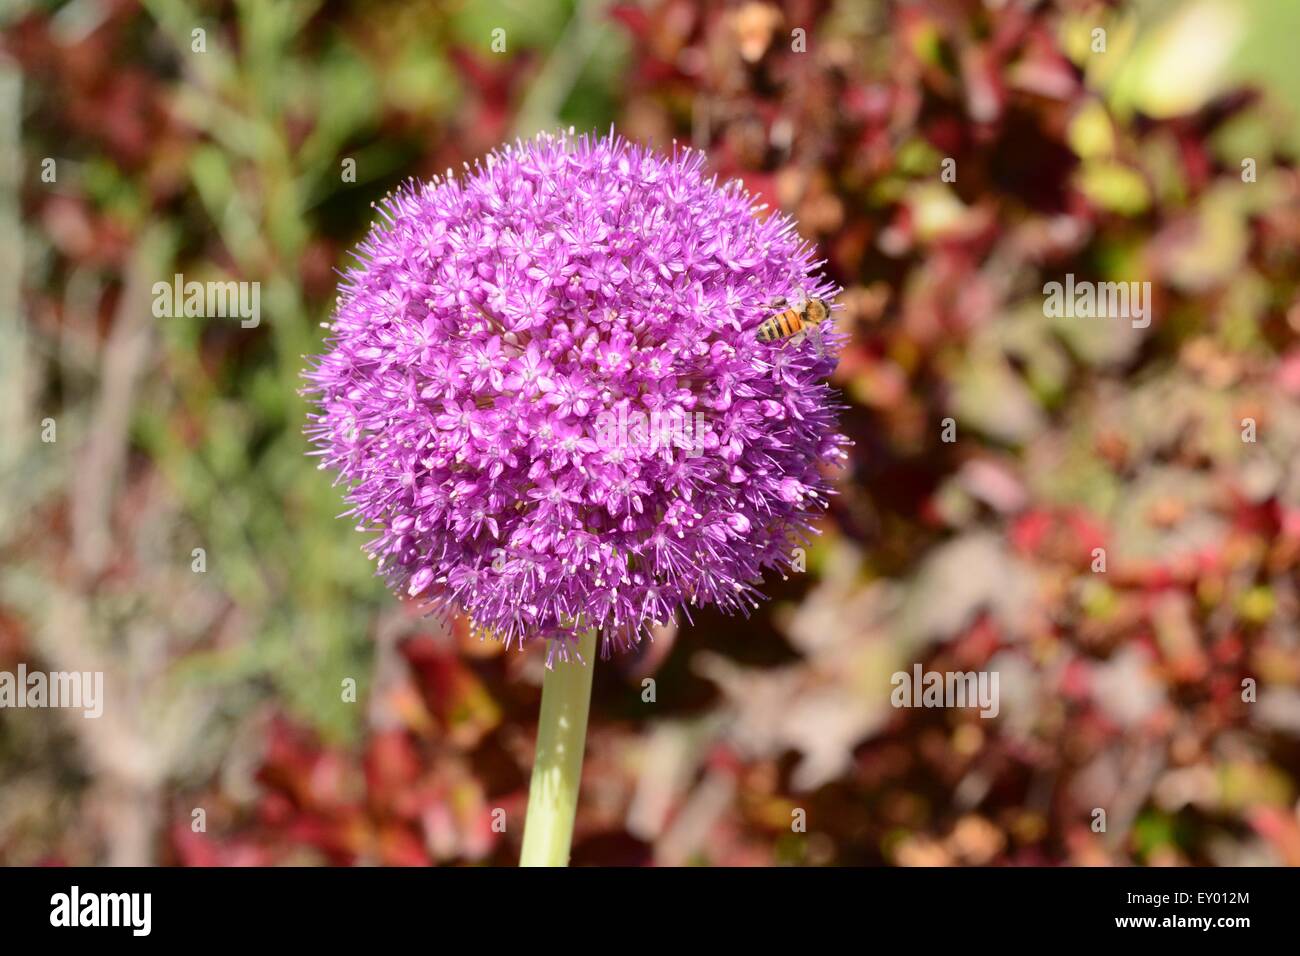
[[756, 289, 830, 356]]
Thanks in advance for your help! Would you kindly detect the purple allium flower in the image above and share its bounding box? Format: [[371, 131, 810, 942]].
[[305, 130, 848, 656]]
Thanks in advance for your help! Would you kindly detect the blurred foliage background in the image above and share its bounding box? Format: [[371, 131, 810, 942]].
[[3, 0, 1300, 866]]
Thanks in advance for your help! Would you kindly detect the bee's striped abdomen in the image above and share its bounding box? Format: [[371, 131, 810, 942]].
[[758, 307, 804, 343]]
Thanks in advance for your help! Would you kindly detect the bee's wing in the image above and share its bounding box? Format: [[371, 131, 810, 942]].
[[789, 287, 809, 311], [808, 324, 825, 359]]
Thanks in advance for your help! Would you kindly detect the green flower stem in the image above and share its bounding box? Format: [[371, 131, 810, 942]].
[[519, 627, 598, 867]]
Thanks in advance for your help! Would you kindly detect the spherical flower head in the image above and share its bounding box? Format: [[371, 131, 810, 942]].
[[305, 130, 848, 656]]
